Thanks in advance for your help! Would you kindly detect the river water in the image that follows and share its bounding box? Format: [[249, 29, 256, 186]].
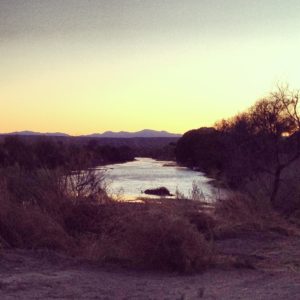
[[100, 157, 219, 201]]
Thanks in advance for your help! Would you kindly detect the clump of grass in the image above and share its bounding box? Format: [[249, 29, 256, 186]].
[[138, 197, 216, 238], [289, 209, 300, 227], [83, 203, 213, 272], [213, 192, 296, 239], [0, 175, 73, 250]]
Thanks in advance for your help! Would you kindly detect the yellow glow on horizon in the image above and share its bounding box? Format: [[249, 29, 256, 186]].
[[1, 34, 300, 135]]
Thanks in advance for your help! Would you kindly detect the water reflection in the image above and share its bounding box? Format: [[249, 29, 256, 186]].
[[100, 157, 220, 201]]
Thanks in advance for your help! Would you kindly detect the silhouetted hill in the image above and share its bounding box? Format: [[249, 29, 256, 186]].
[[1, 129, 181, 138], [3, 131, 69, 137], [85, 129, 181, 138]]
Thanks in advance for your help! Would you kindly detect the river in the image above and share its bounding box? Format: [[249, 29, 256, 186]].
[[100, 157, 220, 201]]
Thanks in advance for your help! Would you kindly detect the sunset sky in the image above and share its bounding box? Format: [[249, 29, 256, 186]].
[[1, 0, 300, 135]]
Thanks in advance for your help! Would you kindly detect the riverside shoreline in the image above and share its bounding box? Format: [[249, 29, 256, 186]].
[[1, 231, 299, 300]]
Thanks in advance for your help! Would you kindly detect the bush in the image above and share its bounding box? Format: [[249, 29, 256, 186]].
[[213, 193, 294, 239], [83, 205, 213, 272]]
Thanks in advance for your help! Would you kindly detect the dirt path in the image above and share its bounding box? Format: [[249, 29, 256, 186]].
[[0, 233, 299, 299]]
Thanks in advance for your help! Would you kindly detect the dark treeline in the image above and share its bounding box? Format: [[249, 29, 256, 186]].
[[176, 86, 300, 214], [0, 136, 178, 171], [135, 141, 177, 161], [0, 136, 135, 171]]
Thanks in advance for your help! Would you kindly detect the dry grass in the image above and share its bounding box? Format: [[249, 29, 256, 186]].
[[0, 170, 213, 272], [289, 209, 300, 227], [0, 177, 72, 250], [79, 201, 214, 272], [1, 166, 298, 273], [213, 192, 298, 240]]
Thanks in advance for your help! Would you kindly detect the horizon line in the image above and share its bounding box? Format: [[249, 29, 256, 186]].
[[0, 128, 185, 137]]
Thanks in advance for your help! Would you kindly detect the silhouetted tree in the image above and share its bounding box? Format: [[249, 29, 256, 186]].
[[34, 139, 65, 169], [176, 86, 300, 210], [176, 127, 226, 174], [2, 136, 35, 170], [216, 86, 300, 207]]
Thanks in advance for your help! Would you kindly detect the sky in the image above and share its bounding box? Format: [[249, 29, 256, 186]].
[[1, 0, 300, 135]]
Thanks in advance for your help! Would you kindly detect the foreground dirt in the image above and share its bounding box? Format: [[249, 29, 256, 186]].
[[0, 233, 299, 300]]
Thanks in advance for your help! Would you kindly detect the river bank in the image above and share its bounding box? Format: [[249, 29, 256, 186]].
[[1, 230, 299, 300]]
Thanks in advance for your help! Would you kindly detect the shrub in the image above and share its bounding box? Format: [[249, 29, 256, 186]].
[[213, 193, 294, 239], [82, 203, 213, 272]]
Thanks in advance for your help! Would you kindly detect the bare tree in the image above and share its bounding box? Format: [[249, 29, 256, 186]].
[[216, 86, 300, 207], [265, 86, 300, 204]]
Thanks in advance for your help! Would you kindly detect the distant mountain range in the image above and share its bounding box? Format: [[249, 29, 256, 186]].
[[2, 129, 181, 138], [85, 129, 181, 138], [4, 131, 69, 137]]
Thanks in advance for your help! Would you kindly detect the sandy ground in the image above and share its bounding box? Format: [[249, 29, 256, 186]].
[[0, 232, 300, 300]]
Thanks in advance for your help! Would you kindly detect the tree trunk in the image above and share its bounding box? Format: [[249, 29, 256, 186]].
[[270, 165, 283, 205]]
